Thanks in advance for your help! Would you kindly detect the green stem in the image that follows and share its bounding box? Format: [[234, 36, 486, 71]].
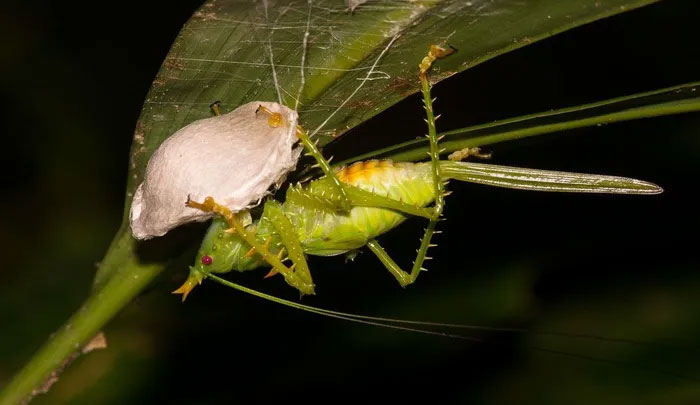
[[335, 82, 700, 165], [0, 226, 166, 405]]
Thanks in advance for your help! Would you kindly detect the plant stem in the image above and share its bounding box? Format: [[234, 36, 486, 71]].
[[0, 226, 166, 405]]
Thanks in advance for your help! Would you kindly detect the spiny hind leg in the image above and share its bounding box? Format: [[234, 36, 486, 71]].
[[259, 200, 315, 294], [366, 44, 453, 287], [257, 98, 431, 218], [186, 196, 315, 295], [344, 185, 434, 219], [366, 238, 438, 287]]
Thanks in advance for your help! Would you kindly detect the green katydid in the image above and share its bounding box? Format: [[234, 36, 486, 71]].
[[176, 45, 661, 301]]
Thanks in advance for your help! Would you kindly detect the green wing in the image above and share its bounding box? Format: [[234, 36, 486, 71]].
[[440, 161, 662, 195]]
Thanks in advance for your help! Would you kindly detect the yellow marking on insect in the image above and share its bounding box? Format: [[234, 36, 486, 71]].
[[256, 105, 285, 128], [336, 159, 395, 185], [267, 263, 296, 279], [263, 246, 287, 279], [172, 270, 204, 302], [186, 196, 233, 220], [244, 239, 272, 258], [243, 247, 256, 258], [419, 44, 453, 78]]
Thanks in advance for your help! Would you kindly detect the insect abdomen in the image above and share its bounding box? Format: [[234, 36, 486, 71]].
[[292, 160, 436, 256]]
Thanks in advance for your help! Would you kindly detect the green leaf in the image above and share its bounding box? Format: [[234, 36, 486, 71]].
[[0, 1, 676, 404], [127, 0, 664, 208], [335, 81, 700, 163]]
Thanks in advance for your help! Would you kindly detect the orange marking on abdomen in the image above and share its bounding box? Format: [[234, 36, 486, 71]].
[[336, 160, 395, 186]]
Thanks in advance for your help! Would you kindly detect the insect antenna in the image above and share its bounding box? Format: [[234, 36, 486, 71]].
[[206, 273, 697, 383]]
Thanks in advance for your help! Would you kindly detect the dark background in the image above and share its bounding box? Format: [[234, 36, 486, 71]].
[[1, 1, 699, 404]]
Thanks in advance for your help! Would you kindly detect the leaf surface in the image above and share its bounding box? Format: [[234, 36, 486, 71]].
[[128, 0, 663, 213]]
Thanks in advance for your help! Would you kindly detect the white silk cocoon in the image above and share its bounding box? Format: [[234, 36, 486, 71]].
[[130, 101, 301, 240]]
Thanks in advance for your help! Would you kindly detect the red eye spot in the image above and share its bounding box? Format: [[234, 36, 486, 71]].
[[201, 255, 213, 266]]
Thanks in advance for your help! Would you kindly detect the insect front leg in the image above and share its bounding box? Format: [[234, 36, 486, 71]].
[[260, 200, 315, 294], [186, 196, 315, 295]]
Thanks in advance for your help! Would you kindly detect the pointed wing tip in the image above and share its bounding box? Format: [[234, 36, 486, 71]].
[[632, 181, 664, 195], [648, 185, 664, 195]]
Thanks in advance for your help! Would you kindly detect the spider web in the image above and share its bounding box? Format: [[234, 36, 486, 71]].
[[132, 0, 651, 189], [140, 0, 495, 146]]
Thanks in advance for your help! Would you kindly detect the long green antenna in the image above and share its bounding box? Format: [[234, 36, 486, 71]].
[[205, 273, 695, 382], [207, 274, 479, 341], [207, 274, 653, 346]]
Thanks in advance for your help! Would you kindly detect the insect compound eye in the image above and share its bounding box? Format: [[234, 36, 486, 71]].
[[201, 255, 213, 266]]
